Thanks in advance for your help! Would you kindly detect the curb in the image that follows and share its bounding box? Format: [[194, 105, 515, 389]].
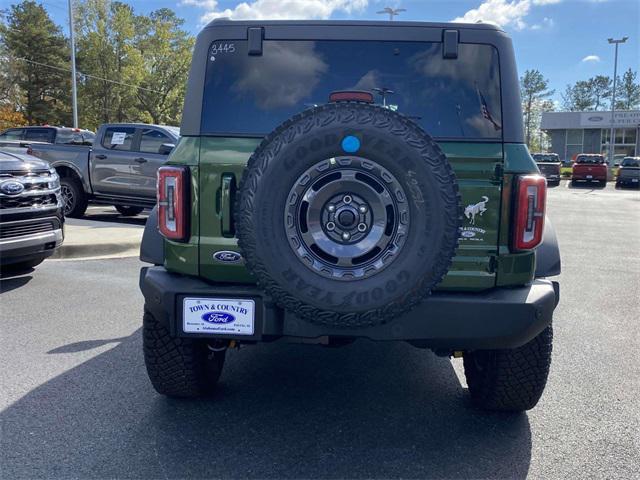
[[51, 241, 140, 260]]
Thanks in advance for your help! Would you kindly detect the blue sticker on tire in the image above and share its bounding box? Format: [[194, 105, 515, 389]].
[[341, 135, 360, 153]]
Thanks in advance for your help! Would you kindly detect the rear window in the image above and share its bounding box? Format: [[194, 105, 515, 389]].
[[0, 128, 24, 140], [55, 130, 89, 145], [576, 155, 605, 164], [24, 128, 55, 143], [102, 127, 136, 151], [201, 40, 503, 140]]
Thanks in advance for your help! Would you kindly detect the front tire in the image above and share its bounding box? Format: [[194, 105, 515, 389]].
[[463, 324, 553, 412], [143, 308, 225, 398], [115, 205, 144, 216], [60, 176, 88, 218]]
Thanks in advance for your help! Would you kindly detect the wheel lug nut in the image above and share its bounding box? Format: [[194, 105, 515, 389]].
[[343, 195, 352, 204], [359, 205, 367, 214], [357, 223, 367, 232], [342, 232, 351, 241], [326, 221, 335, 231], [327, 204, 336, 212]]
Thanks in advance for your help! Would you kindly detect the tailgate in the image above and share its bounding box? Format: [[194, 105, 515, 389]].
[[198, 139, 502, 292]]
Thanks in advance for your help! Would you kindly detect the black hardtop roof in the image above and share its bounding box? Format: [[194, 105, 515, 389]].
[[204, 18, 504, 33]]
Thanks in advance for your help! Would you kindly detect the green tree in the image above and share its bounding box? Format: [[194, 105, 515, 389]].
[[588, 75, 612, 111], [615, 68, 640, 110], [520, 70, 554, 148], [74, 0, 141, 129], [1, 1, 71, 125], [561, 80, 593, 111], [133, 8, 193, 125]]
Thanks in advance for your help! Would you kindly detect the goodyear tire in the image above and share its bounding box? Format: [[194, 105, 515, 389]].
[[143, 308, 225, 397], [235, 102, 461, 327], [464, 324, 553, 412]]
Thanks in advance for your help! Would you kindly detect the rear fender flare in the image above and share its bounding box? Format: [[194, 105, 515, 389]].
[[140, 206, 164, 265], [535, 216, 561, 278]]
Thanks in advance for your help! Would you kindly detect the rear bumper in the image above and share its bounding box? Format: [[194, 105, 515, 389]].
[[140, 266, 559, 350], [616, 176, 640, 186], [572, 173, 606, 181]]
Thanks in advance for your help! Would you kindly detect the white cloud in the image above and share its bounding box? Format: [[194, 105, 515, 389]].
[[582, 55, 600, 62], [452, 0, 532, 30], [184, 0, 369, 24], [531, 16, 554, 29], [452, 0, 563, 30]]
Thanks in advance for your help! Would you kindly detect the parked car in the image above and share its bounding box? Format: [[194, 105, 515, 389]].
[[0, 149, 64, 271], [616, 157, 640, 188], [532, 153, 561, 186], [1, 123, 179, 218], [571, 154, 607, 186], [139, 19, 560, 412], [0, 125, 95, 145]]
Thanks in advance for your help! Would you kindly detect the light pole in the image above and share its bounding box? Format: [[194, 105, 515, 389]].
[[376, 7, 406, 21], [68, 0, 78, 128], [607, 36, 628, 166]]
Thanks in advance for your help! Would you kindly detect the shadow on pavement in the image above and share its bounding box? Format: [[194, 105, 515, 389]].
[[0, 272, 32, 291], [47, 337, 131, 354], [1, 331, 532, 479]]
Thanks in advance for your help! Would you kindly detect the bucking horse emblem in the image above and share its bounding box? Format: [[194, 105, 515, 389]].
[[464, 196, 489, 225]]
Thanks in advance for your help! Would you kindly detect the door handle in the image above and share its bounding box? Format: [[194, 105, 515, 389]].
[[95, 154, 107, 160], [134, 157, 148, 163]]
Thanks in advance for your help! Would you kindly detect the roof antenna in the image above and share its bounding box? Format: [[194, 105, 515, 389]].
[[376, 7, 406, 21]]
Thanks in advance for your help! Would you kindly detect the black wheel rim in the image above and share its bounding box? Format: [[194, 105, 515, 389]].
[[285, 156, 410, 280], [60, 184, 75, 215]]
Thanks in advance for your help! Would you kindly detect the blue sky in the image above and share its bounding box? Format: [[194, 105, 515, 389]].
[[7, 0, 640, 104]]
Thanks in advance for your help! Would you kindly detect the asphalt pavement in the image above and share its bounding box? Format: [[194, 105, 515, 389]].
[[1, 182, 639, 479]]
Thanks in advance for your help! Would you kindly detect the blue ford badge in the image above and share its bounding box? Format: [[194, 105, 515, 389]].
[[0, 180, 25, 195], [201, 312, 235, 324], [213, 251, 242, 263]]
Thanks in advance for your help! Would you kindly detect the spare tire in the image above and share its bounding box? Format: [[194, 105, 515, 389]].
[[235, 102, 460, 327]]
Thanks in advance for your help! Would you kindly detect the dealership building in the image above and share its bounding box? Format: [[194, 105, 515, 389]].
[[541, 110, 640, 163]]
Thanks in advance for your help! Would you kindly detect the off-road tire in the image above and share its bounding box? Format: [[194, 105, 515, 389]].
[[60, 176, 88, 218], [463, 324, 553, 412], [235, 102, 461, 328], [143, 308, 225, 398], [115, 205, 144, 216]]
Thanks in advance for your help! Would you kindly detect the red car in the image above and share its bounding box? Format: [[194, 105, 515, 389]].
[[571, 154, 607, 186]]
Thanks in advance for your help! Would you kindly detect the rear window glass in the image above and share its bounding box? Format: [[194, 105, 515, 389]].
[[536, 154, 559, 162], [24, 128, 55, 143], [140, 129, 171, 154], [621, 158, 639, 167], [102, 127, 136, 151], [576, 155, 605, 164], [201, 40, 503, 140], [55, 130, 88, 145]]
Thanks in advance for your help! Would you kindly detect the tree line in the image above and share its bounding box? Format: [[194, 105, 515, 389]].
[[1, 0, 639, 139], [520, 68, 640, 152], [0, 0, 193, 130]]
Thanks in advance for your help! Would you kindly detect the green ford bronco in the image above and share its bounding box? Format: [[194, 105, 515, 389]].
[[139, 20, 561, 412]]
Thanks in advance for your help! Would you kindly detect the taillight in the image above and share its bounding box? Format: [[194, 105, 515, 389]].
[[512, 175, 546, 251], [157, 166, 189, 241]]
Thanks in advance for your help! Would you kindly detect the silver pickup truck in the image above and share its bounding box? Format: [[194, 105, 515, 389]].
[[0, 124, 179, 217]]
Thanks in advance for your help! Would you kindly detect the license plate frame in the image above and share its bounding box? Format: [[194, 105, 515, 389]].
[[182, 297, 256, 336]]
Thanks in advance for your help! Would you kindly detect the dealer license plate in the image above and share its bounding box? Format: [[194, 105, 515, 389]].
[[586, 175, 593, 179], [183, 297, 255, 335]]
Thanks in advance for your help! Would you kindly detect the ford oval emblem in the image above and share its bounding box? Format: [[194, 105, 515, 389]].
[[588, 116, 603, 121], [201, 312, 235, 324], [461, 230, 476, 238], [0, 180, 25, 195], [213, 251, 243, 263]]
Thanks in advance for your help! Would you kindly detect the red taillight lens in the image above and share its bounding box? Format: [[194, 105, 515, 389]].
[[157, 166, 189, 241], [513, 175, 546, 251]]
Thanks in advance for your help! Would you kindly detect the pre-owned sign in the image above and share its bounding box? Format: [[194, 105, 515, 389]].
[[580, 111, 640, 127]]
